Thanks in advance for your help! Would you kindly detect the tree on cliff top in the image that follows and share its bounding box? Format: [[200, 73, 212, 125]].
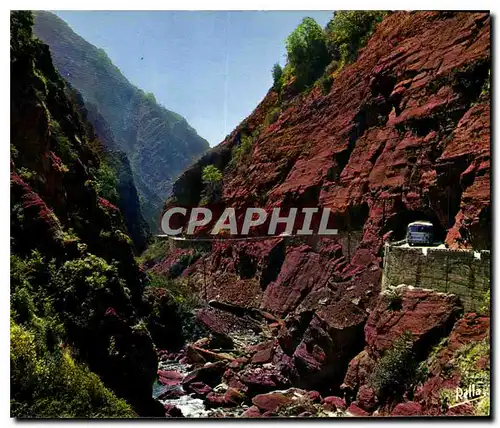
[[325, 11, 387, 64], [286, 17, 330, 90]]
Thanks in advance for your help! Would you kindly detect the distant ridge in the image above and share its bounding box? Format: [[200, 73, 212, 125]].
[[34, 11, 210, 231]]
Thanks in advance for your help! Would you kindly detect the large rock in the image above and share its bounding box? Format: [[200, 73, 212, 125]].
[[205, 388, 245, 408], [365, 286, 463, 358], [184, 381, 212, 398], [391, 401, 423, 416], [164, 404, 184, 418], [342, 350, 376, 401], [414, 313, 490, 415], [347, 403, 370, 417], [239, 367, 291, 396], [157, 370, 183, 386], [342, 287, 466, 411], [241, 405, 262, 418], [182, 361, 226, 387], [356, 385, 378, 412], [252, 392, 293, 412], [323, 396, 346, 412]]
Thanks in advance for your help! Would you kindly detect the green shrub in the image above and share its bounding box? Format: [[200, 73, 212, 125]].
[[50, 254, 129, 331], [317, 74, 334, 94], [384, 286, 403, 312], [202, 164, 223, 184], [143, 272, 206, 349], [137, 237, 170, 266], [480, 289, 490, 315], [264, 107, 281, 126], [144, 92, 157, 104], [50, 120, 77, 163], [325, 11, 387, 65], [147, 272, 200, 312], [200, 165, 223, 204], [454, 338, 490, 389], [438, 338, 490, 415], [10, 251, 52, 322], [93, 161, 119, 205], [271, 63, 283, 92], [370, 331, 424, 401], [231, 134, 254, 167], [170, 251, 201, 278], [11, 320, 135, 418], [10, 11, 34, 52], [479, 69, 490, 97], [286, 17, 330, 90]]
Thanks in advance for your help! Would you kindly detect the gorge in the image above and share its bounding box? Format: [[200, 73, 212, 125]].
[[10, 10, 490, 418]]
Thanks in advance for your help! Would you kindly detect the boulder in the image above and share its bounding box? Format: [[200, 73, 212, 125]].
[[186, 345, 207, 364], [157, 370, 183, 386], [365, 286, 463, 358], [227, 357, 249, 369], [209, 333, 234, 350], [157, 387, 184, 400], [239, 367, 291, 395], [322, 396, 346, 412], [391, 401, 423, 416], [414, 313, 490, 415], [251, 346, 274, 364], [188, 344, 234, 362], [252, 392, 293, 412], [164, 404, 184, 417], [446, 402, 475, 416], [307, 390, 322, 403], [241, 405, 262, 418], [185, 381, 212, 398], [356, 385, 378, 412], [182, 361, 226, 387], [342, 350, 376, 399], [347, 403, 370, 417], [205, 388, 245, 408]]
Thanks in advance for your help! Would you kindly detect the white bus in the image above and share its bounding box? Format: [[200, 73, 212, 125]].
[[406, 221, 434, 246]]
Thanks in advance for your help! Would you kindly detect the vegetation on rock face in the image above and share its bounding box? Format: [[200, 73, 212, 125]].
[[437, 338, 490, 416], [33, 11, 210, 231], [230, 131, 261, 173], [370, 332, 425, 402], [479, 289, 490, 315], [66, 88, 150, 251], [201, 165, 223, 204], [11, 320, 135, 418], [272, 63, 283, 92], [272, 11, 387, 95], [285, 17, 330, 90], [141, 273, 206, 350], [325, 11, 387, 65]]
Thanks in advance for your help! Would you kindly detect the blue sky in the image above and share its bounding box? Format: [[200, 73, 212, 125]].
[[54, 11, 333, 146]]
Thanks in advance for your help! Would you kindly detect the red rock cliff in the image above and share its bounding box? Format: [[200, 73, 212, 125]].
[[167, 11, 490, 306], [159, 11, 490, 393]]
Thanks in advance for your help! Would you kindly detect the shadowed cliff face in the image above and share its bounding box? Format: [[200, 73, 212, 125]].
[[33, 11, 210, 231], [157, 11, 490, 395], [66, 86, 150, 251], [10, 12, 163, 416]]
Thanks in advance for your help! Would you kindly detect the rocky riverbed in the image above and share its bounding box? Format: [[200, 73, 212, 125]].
[[151, 302, 350, 418], [151, 287, 490, 418]]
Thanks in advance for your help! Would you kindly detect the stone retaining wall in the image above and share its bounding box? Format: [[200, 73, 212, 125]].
[[381, 244, 490, 312]]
